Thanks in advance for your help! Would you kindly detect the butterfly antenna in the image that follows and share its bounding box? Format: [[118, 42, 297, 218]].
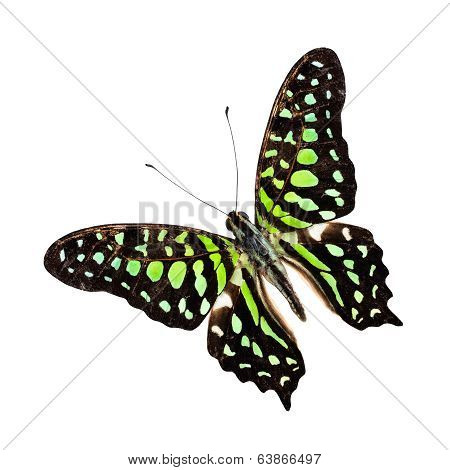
[[145, 164, 228, 216], [225, 106, 239, 212]]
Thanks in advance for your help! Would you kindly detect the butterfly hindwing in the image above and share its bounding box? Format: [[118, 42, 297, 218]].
[[44, 224, 237, 330], [278, 223, 401, 330], [208, 265, 305, 410], [255, 48, 356, 233]]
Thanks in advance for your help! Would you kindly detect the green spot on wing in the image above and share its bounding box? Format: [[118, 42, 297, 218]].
[[93, 252, 104, 264], [115, 232, 124, 245], [292, 244, 330, 271], [147, 261, 163, 282], [241, 280, 259, 325], [231, 314, 242, 334], [291, 170, 318, 187], [297, 148, 318, 164], [168, 261, 187, 289], [260, 316, 288, 349], [126, 260, 141, 276], [320, 272, 344, 306]]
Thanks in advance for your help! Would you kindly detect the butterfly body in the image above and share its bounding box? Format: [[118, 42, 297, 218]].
[[45, 48, 402, 409], [226, 211, 306, 322]]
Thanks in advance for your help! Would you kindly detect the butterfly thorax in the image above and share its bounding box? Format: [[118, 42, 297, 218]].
[[226, 211, 306, 321], [226, 211, 279, 268]]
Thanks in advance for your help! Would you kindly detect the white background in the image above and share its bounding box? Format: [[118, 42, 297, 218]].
[[1, 1, 449, 469]]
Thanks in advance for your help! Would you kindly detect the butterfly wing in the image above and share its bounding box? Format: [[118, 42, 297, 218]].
[[208, 265, 305, 410], [44, 224, 238, 330], [255, 48, 356, 233], [278, 223, 402, 330]]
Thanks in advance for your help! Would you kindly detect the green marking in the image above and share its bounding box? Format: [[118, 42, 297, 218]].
[[121, 281, 130, 290], [347, 271, 360, 285], [354, 290, 364, 303], [302, 128, 318, 142], [84, 271, 93, 278], [372, 285, 378, 298], [135, 244, 147, 256], [115, 232, 124, 245], [358, 245, 368, 258], [224, 344, 235, 357], [140, 291, 151, 302], [77, 254, 85, 262], [370, 308, 381, 317], [270, 133, 282, 142], [252, 341, 263, 358], [259, 187, 274, 212], [165, 246, 173, 257], [304, 93, 316, 105], [184, 245, 194, 256], [343, 259, 354, 269], [311, 78, 319, 86], [59, 249, 65, 262], [280, 216, 311, 229], [280, 159, 289, 169], [273, 178, 284, 190], [269, 355, 280, 365], [305, 112, 317, 123], [111, 257, 121, 270], [107, 244, 113, 251], [279, 108, 292, 119], [175, 231, 188, 243], [67, 267, 74, 274], [258, 371, 271, 377], [193, 260, 207, 296], [241, 335, 250, 347], [77, 240, 83, 247], [261, 316, 288, 348], [93, 252, 104, 264], [284, 131, 296, 145], [216, 263, 226, 294], [178, 297, 186, 313], [261, 166, 274, 178], [239, 363, 251, 369], [286, 89, 293, 97], [312, 60, 323, 67], [209, 253, 221, 269], [291, 170, 318, 187], [280, 376, 290, 386], [326, 90, 332, 99], [241, 280, 259, 325], [273, 204, 289, 217], [143, 229, 150, 242], [326, 244, 344, 257], [292, 244, 330, 271], [198, 234, 219, 252], [297, 148, 318, 165], [286, 357, 297, 365], [104, 276, 112, 282], [320, 211, 336, 220], [320, 272, 344, 306], [335, 197, 344, 206], [370, 264, 376, 276], [329, 149, 339, 161], [284, 192, 318, 211], [168, 261, 187, 289], [325, 189, 340, 197], [265, 149, 277, 158], [333, 170, 344, 183], [157, 230, 168, 241], [352, 308, 358, 320], [146, 261, 163, 282], [96, 233, 103, 240], [159, 300, 171, 312], [200, 298, 210, 315], [185, 310, 194, 320], [126, 260, 141, 276], [231, 314, 242, 334], [327, 128, 333, 138]]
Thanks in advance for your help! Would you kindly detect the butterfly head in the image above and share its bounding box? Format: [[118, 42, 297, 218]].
[[225, 211, 249, 230]]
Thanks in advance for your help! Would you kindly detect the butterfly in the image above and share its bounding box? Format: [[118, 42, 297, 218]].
[[44, 48, 402, 410]]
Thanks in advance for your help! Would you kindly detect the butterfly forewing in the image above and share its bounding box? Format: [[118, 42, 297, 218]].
[[255, 48, 356, 233], [279, 223, 402, 330], [208, 266, 305, 410], [44, 224, 237, 330]]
